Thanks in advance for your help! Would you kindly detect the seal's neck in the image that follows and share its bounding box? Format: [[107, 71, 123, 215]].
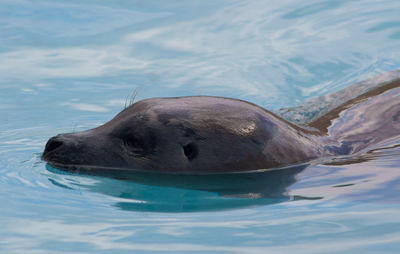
[[260, 113, 326, 168]]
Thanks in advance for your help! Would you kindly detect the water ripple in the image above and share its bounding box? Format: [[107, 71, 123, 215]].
[[1, 0, 400, 253]]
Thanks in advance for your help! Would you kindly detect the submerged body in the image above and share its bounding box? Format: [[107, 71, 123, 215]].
[[42, 77, 400, 173]]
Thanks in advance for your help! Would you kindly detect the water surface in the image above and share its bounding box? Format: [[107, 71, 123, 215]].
[[1, 0, 400, 253]]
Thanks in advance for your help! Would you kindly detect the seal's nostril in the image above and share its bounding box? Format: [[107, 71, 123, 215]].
[[44, 138, 64, 154]]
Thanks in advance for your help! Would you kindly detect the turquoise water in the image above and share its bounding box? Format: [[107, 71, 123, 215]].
[[1, 0, 400, 253]]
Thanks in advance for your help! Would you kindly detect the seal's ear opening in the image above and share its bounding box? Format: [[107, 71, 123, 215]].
[[183, 143, 198, 160]]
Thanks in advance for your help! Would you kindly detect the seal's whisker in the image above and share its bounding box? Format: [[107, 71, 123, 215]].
[[129, 88, 140, 107], [124, 94, 130, 109], [124, 88, 140, 109]]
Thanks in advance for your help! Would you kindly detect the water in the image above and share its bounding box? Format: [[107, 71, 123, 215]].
[[1, 0, 400, 253]]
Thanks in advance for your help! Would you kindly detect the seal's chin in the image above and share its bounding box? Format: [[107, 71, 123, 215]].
[[44, 161, 83, 172], [42, 148, 84, 169], [42, 153, 89, 173], [43, 157, 126, 174]]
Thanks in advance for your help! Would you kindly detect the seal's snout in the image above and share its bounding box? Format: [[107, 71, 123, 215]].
[[42, 134, 77, 162]]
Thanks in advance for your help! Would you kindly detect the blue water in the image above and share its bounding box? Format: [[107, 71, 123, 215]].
[[1, 0, 400, 253]]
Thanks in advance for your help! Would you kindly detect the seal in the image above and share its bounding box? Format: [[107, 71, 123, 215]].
[[42, 76, 400, 174]]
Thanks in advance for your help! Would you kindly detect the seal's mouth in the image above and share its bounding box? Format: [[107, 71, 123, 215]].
[[42, 156, 90, 173]]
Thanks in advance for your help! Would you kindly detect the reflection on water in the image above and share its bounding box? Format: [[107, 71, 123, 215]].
[[46, 164, 315, 212]]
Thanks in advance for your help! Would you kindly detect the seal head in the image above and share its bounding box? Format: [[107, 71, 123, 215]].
[[42, 96, 320, 173]]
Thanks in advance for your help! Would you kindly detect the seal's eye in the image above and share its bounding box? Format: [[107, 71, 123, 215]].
[[183, 143, 197, 160], [123, 136, 144, 154]]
